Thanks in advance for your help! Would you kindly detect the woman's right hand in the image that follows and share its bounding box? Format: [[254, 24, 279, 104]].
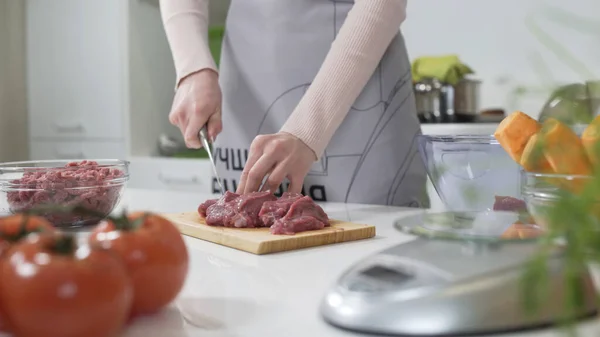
[[169, 69, 223, 149]]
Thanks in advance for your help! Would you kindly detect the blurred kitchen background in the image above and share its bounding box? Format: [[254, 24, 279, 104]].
[[0, 0, 598, 193]]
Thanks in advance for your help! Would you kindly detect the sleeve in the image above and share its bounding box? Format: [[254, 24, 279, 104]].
[[279, 0, 408, 159], [159, 0, 218, 88]]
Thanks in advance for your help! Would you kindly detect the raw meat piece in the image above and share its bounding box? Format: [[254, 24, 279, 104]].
[[270, 196, 330, 235], [198, 199, 217, 217], [202, 191, 240, 226], [258, 192, 303, 227], [198, 192, 238, 218], [203, 191, 277, 228], [198, 191, 331, 235], [229, 192, 277, 228], [493, 196, 527, 212]]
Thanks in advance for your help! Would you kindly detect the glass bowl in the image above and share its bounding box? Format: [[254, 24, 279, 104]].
[[418, 134, 523, 212], [395, 210, 544, 244], [521, 171, 596, 229], [0, 159, 129, 228]]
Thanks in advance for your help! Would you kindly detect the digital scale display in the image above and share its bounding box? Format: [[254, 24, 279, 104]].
[[361, 265, 413, 283]]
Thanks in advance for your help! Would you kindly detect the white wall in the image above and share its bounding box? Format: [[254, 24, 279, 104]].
[[13, 0, 599, 163], [402, 0, 600, 120], [202, 0, 599, 121], [0, 0, 28, 161]]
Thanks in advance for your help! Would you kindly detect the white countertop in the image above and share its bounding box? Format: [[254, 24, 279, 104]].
[[25, 189, 600, 337], [117, 188, 422, 337], [119, 189, 600, 337]]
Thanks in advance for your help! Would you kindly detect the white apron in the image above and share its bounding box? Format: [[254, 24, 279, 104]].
[[211, 0, 429, 208]]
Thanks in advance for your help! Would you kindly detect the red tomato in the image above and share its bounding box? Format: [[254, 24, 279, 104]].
[[89, 212, 189, 316], [0, 214, 56, 332], [0, 232, 133, 337]]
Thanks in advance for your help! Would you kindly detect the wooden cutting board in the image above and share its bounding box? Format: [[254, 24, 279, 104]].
[[163, 212, 376, 255]]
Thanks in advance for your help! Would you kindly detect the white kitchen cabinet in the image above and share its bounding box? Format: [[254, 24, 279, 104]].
[[30, 140, 127, 160], [27, 0, 124, 140], [26, 0, 177, 159]]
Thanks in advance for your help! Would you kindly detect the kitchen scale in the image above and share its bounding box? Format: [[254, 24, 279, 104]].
[[320, 211, 599, 336]]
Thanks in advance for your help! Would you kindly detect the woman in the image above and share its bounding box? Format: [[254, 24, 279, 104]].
[[160, 0, 428, 207]]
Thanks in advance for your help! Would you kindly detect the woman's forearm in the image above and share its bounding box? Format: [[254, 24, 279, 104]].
[[159, 0, 217, 87], [280, 0, 408, 159]]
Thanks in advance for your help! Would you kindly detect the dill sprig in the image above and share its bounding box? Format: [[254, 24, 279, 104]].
[[518, 7, 600, 335]]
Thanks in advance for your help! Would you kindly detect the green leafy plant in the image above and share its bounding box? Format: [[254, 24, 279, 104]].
[[520, 172, 600, 335], [516, 6, 600, 335]]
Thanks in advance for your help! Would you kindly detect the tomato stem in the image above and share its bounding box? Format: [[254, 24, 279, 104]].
[[110, 209, 147, 232], [51, 234, 77, 256], [0, 214, 46, 243]]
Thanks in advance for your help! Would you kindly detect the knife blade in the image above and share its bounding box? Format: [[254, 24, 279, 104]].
[[199, 126, 225, 195]]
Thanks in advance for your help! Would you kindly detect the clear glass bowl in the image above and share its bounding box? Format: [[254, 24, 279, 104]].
[[395, 210, 544, 243], [418, 135, 523, 212], [521, 171, 596, 229], [0, 159, 129, 228]]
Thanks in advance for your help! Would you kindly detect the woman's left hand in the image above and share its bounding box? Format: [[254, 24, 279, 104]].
[[237, 132, 316, 194]]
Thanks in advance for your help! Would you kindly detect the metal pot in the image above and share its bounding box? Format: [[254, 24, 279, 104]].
[[453, 78, 481, 122], [413, 78, 481, 123], [413, 78, 455, 123]]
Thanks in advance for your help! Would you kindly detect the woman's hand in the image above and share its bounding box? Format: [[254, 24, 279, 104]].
[[169, 69, 222, 148], [237, 132, 316, 194]]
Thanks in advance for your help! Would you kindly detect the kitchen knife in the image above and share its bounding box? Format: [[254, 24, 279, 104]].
[[199, 126, 225, 195]]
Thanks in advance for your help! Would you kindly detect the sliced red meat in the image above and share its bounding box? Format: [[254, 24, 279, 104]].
[[198, 191, 239, 218], [270, 216, 327, 235], [202, 191, 276, 228], [270, 196, 330, 235], [198, 191, 331, 234], [493, 196, 527, 212], [258, 192, 303, 227], [228, 192, 277, 228], [198, 199, 217, 217], [203, 191, 240, 226]]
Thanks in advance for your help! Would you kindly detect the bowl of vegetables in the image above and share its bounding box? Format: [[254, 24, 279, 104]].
[[0, 159, 129, 228], [521, 172, 598, 230], [495, 110, 600, 230]]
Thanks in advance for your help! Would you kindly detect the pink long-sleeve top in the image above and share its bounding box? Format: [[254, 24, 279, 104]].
[[160, 0, 408, 159]]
